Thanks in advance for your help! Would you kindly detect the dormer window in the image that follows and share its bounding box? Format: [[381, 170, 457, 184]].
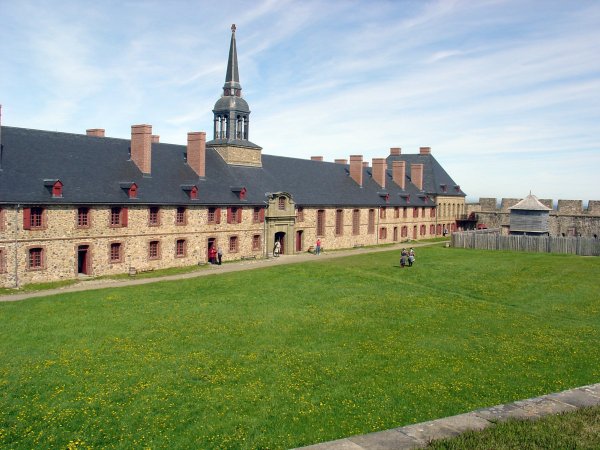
[[278, 196, 286, 210], [440, 184, 448, 193], [181, 185, 199, 200], [120, 182, 138, 199], [231, 186, 247, 201], [44, 179, 63, 198], [454, 185, 461, 192]]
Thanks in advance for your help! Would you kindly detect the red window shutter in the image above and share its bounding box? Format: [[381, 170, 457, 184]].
[[122, 207, 128, 227], [237, 207, 242, 223], [23, 207, 31, 230], [259, 208, 265, 223], [227, 207, 232, 224], [215, 208, 221, 224]]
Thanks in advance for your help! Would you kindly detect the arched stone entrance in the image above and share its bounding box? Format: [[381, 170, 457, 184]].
[[265, 192, 296, 257]]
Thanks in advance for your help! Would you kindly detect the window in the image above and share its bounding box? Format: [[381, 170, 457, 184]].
[[52, 181, 63, 198], [109, 242, 123, 263], [379, 227, 387, 240], [335, 209, 344, 236], [393, 227, 398, 241], [401, 226, 408, 237], [176, 207, 187, 225], [352, 209, 360, 235], [379, 207, 386, 219], [229, 236, 239, 253], [28, 247, 44, 270], [0, 248, 5, 273], [149, 241, 160, 260], [394, 207, 400, 219], [110, 207, 128, 227], [239, 187, 247, 200], [252, 234, 261, 251], [190, 186, 198, 200], [317, 210, 326, 237], [403, 207, 407, 219], [413, 208, 419, 218], [77, 207, 90, 228], [420, 225, 426, 236], [296, 207, 304, 222], [278, 196, 286, 210], [227, 207, 242, 224], [253, 207, 264, 223], [148, 207, 160, 226], [430, 208, 436, 218], [23, 207, 45, 230], [128, 184, 137, 199], [368, 209, 375, 234], [176, 239, 186, 258], [421, 207, 425, 217], [0, 208, 4, 231], [430, 224, 435, 235], [208, 207, 221, 224]]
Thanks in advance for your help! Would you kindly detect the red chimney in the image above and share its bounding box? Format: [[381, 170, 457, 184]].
[[86, 129, 105, 137], [392, 160, 406, 189], [311, 156, 323, 161], [362, 161, 369, 168], [151, 135, 160, 143], [390, 147, 401, 156], [372, 158, 386, 189], [335, 159, 347, 165], [131, 124, 152, 174], [187, 131, 206, 178], [419, 147, 431, 155], [349, 155, 363, 187], [411, 163, 424, 190]]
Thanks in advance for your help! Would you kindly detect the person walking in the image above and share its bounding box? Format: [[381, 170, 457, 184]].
[[315, 238, 321, 255], [408, 248, 415, 267], [400, 248, 407, 268]]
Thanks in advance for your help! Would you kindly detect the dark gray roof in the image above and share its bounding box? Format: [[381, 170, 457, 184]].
[[387, 153, 466, 197], [0, 126, 464, 207], [213, 95, 250, 113]]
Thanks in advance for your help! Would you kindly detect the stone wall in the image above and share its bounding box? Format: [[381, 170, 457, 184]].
[[466, 197, 600, 238]]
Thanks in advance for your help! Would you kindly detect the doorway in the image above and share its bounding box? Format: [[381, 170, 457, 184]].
[[295, 230, 303, 252], [77, 245, 90, 275], [274, 232, 286, 255], [207, 237, 216, 262]]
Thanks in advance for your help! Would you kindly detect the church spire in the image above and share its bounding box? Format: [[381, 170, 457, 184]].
[[223, 24, 241, 96]]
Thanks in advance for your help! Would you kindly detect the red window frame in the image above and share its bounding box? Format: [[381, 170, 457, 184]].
[[28, 247, 44, 270], [296, 207, 304, 222], [229, 235, 239, 253], [430, 208, 436, 218], [110, 207, 128, 227], [23, 207, 46, 230], [403, 207, 407, 218], [176, 207, 187, 225], [208, 207, 221, 224], [352, 209, 360, 235], [148, 207, 160, 226], [52, 181, 63, 198], [413, 208, 419, 218], [367, 209, 375, 234], [252, 234, 261, 251], [379, 207, 386, 219], [77, 207, 90, 228], [176, 239, 186, 258], [394, 207, 400, 218], [335, 209, 343, 236], [149, 241, 160, 260], [420, 225, 426, 236], [317, 210, 326, 237], [109, 242, 123, 263], [379, 227, 387, 240]]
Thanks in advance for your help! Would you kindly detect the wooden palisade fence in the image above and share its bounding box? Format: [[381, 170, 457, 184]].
[[452, 230, 600, 256]]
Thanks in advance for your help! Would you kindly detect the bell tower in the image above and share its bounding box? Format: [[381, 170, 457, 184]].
[[207, 24, 262, 167]]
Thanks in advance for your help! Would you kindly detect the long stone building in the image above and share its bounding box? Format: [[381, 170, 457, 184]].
[[0, 25, 465, 288]]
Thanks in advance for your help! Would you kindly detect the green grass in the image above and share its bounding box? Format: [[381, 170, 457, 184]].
[[0, 247, 599, 449], [0, 278, 79, 295], [428, 405, 600, 449]]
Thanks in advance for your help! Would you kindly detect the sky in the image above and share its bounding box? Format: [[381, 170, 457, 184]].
[[1, 0, 599, 204]]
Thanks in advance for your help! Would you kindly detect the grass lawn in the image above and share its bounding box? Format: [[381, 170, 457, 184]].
[[428, 405, 600, 449], [0, 246, 599, 449]]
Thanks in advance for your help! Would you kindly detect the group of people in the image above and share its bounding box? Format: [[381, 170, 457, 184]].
[[400, 247, 415, 268], [208, 246, 223, 265]]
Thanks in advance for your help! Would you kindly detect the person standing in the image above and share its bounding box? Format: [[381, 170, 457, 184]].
[[408, 248, 415, 267], [400, 248, 407, 268], [217, 246, 223, 265], [209, 246, 217, 264], [315, 238, 321, 255], [273, 240, 281, 257]]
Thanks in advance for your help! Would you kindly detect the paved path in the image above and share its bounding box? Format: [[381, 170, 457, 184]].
[[296, 383, 600, 449], [0, 242, 435, 303]]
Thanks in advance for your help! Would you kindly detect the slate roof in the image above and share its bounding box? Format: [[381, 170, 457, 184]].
[[0, 126, 465, 207]]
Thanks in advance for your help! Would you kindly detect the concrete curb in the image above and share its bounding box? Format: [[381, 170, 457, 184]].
[[295, 383, 600, 449]]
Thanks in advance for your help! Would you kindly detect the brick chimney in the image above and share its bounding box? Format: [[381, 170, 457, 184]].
[[311, 156, 323, 161], [362, 161, 369, 168], [419, 147, 431, 155], [335, 159, 347, 165], [151, 135, 160, 143], [349, 155, 363, 187], [131, 124, 152, 174], [411, 163, 424, 190], [390, 147, 401, 156], [392, 160, 406, 190], [372, 158, 386, 189], [187, 131, 206, 178], [86, 128, 105, 137]]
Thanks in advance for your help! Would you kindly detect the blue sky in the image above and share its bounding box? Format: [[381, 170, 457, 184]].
[[1, 0, 599, 203]]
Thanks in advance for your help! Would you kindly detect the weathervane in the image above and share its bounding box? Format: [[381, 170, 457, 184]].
[[231, 24, 236, 32]]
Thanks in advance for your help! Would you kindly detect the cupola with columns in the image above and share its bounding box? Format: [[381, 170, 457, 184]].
[[206, 24, 262, 167]]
